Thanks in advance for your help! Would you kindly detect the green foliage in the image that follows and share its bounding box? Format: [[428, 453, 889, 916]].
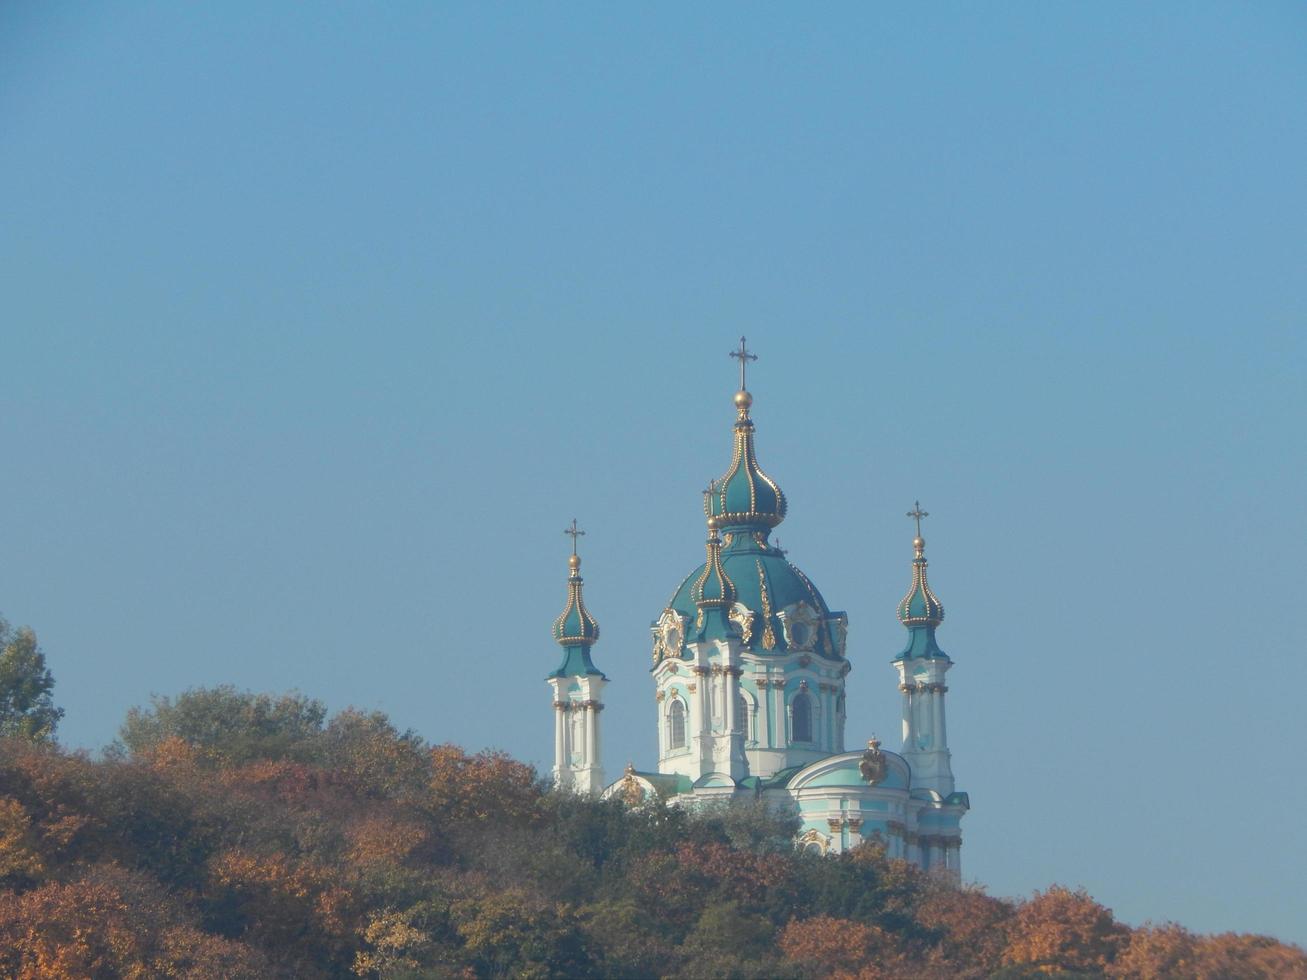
[[118, 685, 327, 765], [0, 617, 63, 741], [1, 687, 1304, 978]]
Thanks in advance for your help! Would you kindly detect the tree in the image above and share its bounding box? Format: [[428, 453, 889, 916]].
[[1002, 885, 1128, 975], [118, 686, 327, 765], [0, 617, 63, 740]]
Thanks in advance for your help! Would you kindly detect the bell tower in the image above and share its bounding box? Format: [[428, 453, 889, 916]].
[[546, 520, 607, 794], [893, 503, 955, 797]]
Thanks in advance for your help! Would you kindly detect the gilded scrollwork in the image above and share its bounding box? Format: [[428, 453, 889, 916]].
[[652, 608, 687, 665], [729, 602, 756, 645], [859, 737, 888, 785], [777, 600, 820, 653], [756, 560, 777, 649]]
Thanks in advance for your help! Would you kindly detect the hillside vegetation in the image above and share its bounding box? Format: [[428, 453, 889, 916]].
[[0, 687, 1303, 979]]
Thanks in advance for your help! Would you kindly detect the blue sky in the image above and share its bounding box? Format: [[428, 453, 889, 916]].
[[3, 2, 1305, 945]]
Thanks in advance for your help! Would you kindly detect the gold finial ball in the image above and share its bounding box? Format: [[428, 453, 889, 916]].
[[707, 516, 719, 531], [568, 553, 581, 571], [733, 389, 753, 411], [913, 536, 925, 551]]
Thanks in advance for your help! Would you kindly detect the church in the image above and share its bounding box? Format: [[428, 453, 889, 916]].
[[545, 340, 968, 879]]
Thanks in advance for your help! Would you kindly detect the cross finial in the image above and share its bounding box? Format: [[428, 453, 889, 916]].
[[564, 518, 585, 555], [906, 501, 929, 537], [773, 538, 788, 557], [729, 336, 757, 391]]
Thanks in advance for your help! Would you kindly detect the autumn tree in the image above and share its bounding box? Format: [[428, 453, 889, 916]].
[[0, 864, 268, 979], [1002, 885, 1129, 975], [0, 617, 63, 740]]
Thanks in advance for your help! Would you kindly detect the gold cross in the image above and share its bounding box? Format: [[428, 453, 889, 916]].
[[564, 518, 585, 555], [728, 336, 757, 390], [906, 501, 928, 537]]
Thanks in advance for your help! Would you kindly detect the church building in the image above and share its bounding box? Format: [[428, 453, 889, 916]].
[[546, 341, 969, 877]]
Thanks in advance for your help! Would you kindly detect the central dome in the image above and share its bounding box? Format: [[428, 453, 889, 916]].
[[666, 529, 841, 657], [656, 385, 844, 660]]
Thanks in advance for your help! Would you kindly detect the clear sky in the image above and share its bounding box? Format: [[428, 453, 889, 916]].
[[3, 1, 1305, 947]]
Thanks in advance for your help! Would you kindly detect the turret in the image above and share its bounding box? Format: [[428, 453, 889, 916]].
[[892, 503, 954, 796], [547, 520, 607, 794]]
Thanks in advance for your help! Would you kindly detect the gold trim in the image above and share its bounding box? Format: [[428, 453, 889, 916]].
[[756, 559, 776, 649]]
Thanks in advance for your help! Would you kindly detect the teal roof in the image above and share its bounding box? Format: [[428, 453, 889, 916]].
[[894, 537, 950, 662], [704, 390, 787, 530], [897, 539, 944, 629], [668, 529, 842, 656], [663, 387, 842, 656], [549, 554, 607, 679]]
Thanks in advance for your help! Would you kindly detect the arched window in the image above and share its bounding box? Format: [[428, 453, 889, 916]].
[[736, 692, 749, 740], [668, 699, 687, 750], [792, 692, 813, 743]]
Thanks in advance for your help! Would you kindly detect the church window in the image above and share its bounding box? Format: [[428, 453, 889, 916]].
[[792, 691, 813, 742], [668, 698, 687, 750], [735, 692, 750, 741]]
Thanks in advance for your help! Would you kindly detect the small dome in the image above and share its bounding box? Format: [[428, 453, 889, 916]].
[[552, 554, 600, 646], [897, 536, 944, 629], [691, 521, 736, 610]]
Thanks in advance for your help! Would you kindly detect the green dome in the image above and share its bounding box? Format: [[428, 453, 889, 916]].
[[897, 537, 944, 629], [660, 383, 842, 658], [895, 535, 949, 662], [704, 391, 787, 530], [667, 528, 842, 658], [549, 553, 606, 679]]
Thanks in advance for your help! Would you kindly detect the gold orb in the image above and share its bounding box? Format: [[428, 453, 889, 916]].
[[568, 553, 581, 571], [733, 389, 753, 410], [913, 536, 925, 551]]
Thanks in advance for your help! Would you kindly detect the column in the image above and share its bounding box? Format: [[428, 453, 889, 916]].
[[553, 702, 566, 784], [900, 683, 914, 747], [586, 703, 598, 769]]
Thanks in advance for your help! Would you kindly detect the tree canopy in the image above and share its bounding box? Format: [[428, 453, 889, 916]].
[[0, 686, 1302, 978], [0, 617, 63, 741]]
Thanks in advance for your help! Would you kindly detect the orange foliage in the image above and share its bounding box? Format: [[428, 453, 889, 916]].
[[0, 865, 266, 979], [208, 848, 358, 961], [778, 914, 904, 979], [677, 840, 789, 901], [219, 758, 322, 802], [144, 734, 201, 772], [1003, 884, 1129, 974], [915, 882, 1012, 977], [346, 812, 432, 868], [1192, 931, 1307, 979], [427, 744, 540, 824], [0, 796, 44, 881]]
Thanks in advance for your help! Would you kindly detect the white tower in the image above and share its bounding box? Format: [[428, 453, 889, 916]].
[[547, 521, 607, 795], [893, 504, 955, 797]]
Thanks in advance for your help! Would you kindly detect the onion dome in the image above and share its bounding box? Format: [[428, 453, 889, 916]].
[[704, 387, 788, 530], [549, 524, 606, 679], [895, 505, 949, 661], [898, 535, 944, 628], [691, 519, 736, 612], [658, 341, 844, 658]]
